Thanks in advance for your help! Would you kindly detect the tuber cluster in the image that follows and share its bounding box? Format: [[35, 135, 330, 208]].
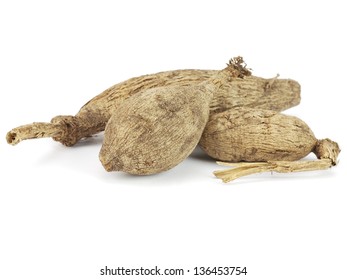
[[6, 56, 340, 182]]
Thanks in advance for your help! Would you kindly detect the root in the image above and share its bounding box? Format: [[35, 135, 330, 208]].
[[214, 138, 340, 183], [214, 159, 335, 183], [226, 56, 252, 78], [6, 122, 63, 145], [265, 74, 280, 90], [6, 116, 86, 147]]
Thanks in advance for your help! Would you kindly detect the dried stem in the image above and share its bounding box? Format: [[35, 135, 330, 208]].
[[214, 138, 340, 183], [214, 159, 334, 183], [265, 74, 280, 90], [226, 56, 252, 78], [6, 115, 105, 147], [6, 122, 63, 145]]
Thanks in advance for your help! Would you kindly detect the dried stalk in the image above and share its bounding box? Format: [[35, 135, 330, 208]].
[[6, 122, 62, 145], [214, 138, 340, 183], [214, 159, 335, 183], [6, 115, 105, 147]]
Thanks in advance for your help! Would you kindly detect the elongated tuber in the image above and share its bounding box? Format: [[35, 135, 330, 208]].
[[199, 107, 317, 162], [6, 64, 300, 146], [99, 58, 251, 175], [199, 108, 340, 182]]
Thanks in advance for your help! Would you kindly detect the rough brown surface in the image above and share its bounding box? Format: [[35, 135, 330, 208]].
[[98, 60, 249, 175], [199, 107, 317, 162], [214, 137, 340, 182], [6, 68, 300, 146], [313, 138, 340, 165], [99, 84, 214, 174], [214, 158, 338, 183]]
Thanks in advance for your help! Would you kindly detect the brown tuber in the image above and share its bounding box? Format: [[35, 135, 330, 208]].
[[200, 107, 317, 162], [99, 58, 251, 174], [201, 108, 341, 182], [6, 62, 300, 146], [99, 85, 213, 175]]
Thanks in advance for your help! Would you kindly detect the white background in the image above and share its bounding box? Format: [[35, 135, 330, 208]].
[[0, 1, 346, 279]]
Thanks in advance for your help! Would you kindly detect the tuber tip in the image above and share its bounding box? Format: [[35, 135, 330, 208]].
[[314, 138, 340, 165], [99, 148, 123, 172], [6, 131, 20, 145]]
